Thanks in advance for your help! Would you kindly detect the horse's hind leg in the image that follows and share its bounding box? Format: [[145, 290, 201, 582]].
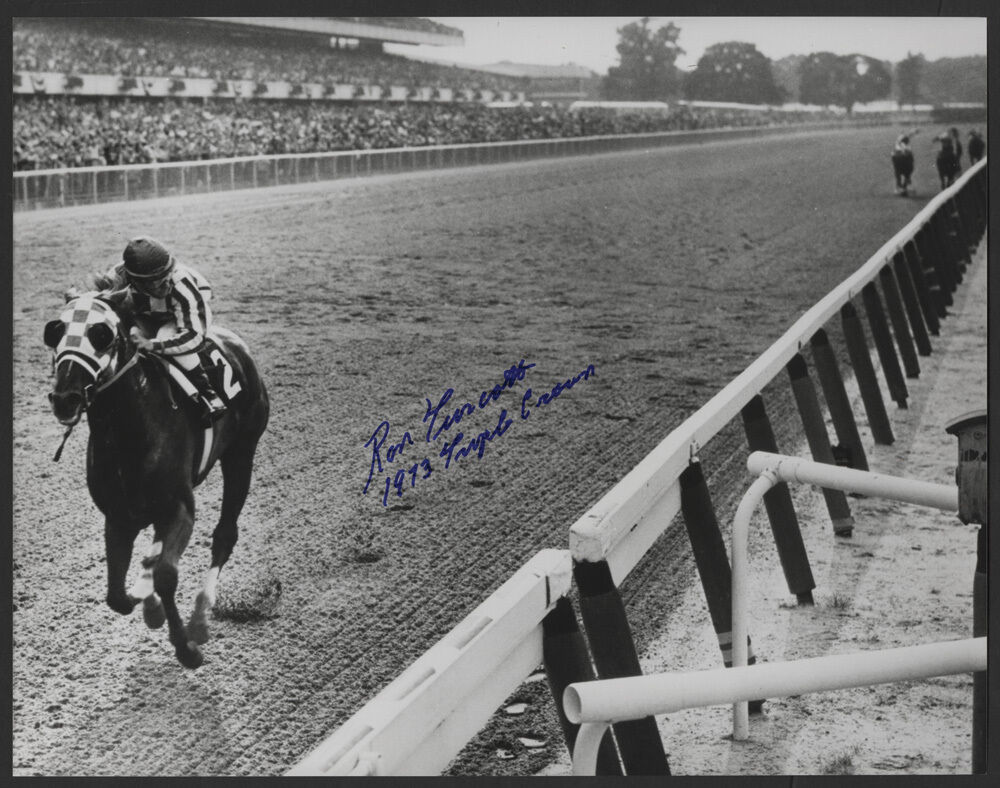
[[127, 540, 166, 629], [154, 500, 203, 669], [188, 438, 260, 645]]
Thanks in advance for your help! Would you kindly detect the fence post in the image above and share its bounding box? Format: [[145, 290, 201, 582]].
[[921, 222, 956, 303], [680, 462, 766, 713], [810, 329, 869, 472], [740, 395, 816, 604], [786, 354, 855, 536], [840, 302, 895, 444], [916, 227, 952, 310], [934, 210, 965, 285], [903, 240, 942, 333], [944, 200, 971, 273], [542, 596, 622, 776], [861, 283, 908, 409], [573, 559, 671, 775], [891, 250, 932, 356], [879, 266, 920, 378], [944, 410, 987, 774]]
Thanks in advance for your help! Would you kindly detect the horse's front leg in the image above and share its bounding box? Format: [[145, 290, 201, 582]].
[[153, 500, 203, 669], [188, 438, 260, 645], [105, 519, 139, 615]]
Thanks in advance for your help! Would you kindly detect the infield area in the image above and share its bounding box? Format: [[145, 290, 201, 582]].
[[12, 125, 965, 776]]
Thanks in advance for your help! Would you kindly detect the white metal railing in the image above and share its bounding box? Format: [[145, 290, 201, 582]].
[[730, 451, 959, 739], [568, 157, 986, 586], [565, 637, 986, 775], [12, 120, 863, 212]]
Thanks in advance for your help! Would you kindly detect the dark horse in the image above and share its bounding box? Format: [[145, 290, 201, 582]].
[[891, 149, 914, 196], [935, 136, 961, 190], [44, 290, 269, 668]]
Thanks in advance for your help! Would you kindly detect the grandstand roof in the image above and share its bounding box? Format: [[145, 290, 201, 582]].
[[189, 17, 464, 47], [476, 61, 596, 79]]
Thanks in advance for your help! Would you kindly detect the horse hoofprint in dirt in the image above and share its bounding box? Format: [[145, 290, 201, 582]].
[[44, 291, 270, 669]]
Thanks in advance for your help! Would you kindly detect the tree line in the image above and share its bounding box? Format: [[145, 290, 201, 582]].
[[602, 18, 986, 111]]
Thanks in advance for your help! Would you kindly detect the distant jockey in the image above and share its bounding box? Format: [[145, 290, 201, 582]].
[[891, 132, 915, 195]]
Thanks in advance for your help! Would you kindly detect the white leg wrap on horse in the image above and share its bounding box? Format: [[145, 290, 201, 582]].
[[128, 540, 162, 599], [203, 566, 221, 607]]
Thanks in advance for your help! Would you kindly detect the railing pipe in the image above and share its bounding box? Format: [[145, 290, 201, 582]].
[[731, 470, 778, 739], [564, 638, 986, 727], [746, 451, 958, 511]]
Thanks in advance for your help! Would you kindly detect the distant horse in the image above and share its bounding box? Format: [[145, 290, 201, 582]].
[[935, 136, 961, 190], [44, 291, 269, 668], [891, 148, 914, 195], [968, 131, 985, 165]]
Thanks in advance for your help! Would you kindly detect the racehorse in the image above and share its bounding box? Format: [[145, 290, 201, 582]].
[[891, 148, 914, 196], [935, 135, 961, 190], [44, 290, 269, 668]]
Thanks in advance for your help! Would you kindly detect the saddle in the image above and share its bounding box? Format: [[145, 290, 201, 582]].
[[152, 337, 240, 408], [148, 338, 241, 483]]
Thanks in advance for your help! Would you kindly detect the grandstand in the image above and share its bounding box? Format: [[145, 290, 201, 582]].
[[12, 17, 852, 173]]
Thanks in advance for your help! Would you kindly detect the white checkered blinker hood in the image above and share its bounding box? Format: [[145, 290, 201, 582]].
[[46, 295, 122, 379]]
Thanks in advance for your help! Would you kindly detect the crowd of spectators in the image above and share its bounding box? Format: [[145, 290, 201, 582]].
[[13, 95, 808, 170], [13, 17, 528, 93], [13, 18, 837, 172]]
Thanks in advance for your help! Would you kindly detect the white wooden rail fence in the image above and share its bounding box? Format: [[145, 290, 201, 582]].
[[285, 158, 985, 775], [13, 120, 866, 212], [569, 157, 985, 585]]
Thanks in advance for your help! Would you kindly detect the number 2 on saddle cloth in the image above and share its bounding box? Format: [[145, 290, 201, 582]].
[[152, 340, 244, 482]]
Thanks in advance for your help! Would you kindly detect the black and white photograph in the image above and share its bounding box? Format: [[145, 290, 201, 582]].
[[9, 3, 993, 778]]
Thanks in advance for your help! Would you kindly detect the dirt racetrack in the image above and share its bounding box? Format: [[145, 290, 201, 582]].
[[12, 125, 959, 776]]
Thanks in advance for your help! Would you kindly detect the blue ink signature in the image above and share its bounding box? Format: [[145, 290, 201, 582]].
[[362, 360, 596, 507], [423, 357, 535, 443]]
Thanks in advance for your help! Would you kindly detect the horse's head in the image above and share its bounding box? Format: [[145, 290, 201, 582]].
[[43, 292, 127, 425]]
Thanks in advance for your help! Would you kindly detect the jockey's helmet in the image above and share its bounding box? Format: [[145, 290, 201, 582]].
[[122, 237, 175, 282]]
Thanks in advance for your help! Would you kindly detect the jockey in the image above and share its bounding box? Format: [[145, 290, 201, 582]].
[[891, 133, 915, 194], [111, 237, 227, 421]]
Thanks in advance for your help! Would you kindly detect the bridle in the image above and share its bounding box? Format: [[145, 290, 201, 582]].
[[51, 320, 143, 462]]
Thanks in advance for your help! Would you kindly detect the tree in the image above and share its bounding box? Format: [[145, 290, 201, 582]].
[[895, 52, 925, 107], [798, 52, 892, 112], [849, 55, 892, 106], [682, 41, 785, 105], [798, 52, 852, 108], [771, 54, 805, 104], [602, 17, 684, 100]]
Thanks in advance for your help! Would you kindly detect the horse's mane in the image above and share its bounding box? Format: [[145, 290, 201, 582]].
[[64, 263, 135, 318]]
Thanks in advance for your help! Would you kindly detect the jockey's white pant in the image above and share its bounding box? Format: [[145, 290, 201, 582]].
[[140, 320, 201, 371]]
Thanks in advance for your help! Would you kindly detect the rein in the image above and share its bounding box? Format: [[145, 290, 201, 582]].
[[52, 340, 143, 462]]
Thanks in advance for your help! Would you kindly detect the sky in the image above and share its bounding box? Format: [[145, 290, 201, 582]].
[[385, 17, 988, 75]]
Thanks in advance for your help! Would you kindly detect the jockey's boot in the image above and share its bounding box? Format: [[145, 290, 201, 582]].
[[187, 363, 227, 423]]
